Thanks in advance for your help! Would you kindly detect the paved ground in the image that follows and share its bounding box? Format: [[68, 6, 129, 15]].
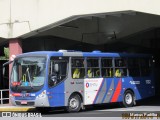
[[41, 105, 160, 117], [41, 96, 160, 117], [0, 96, 160, 119]]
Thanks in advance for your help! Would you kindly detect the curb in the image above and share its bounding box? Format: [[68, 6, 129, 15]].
[[0, 107, 36, 112]]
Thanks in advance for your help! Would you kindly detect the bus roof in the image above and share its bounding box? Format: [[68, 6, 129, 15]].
[[16, 50, 152, 58]]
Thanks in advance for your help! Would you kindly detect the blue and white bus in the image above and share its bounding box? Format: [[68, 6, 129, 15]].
[[9, 50, 155, 112]]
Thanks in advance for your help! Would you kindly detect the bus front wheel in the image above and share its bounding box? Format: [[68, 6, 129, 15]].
[[67, 94, 81, 112], [123, 90, 135, 107]]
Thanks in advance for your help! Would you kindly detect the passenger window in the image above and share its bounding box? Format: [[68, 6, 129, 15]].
[[72, 58, 85, 79], [140, 59, 151, 76], [128, 59, 140, 77], [101, 58, 114, 77], [114, 58, 127, 77], [87, 58, 100, 78]]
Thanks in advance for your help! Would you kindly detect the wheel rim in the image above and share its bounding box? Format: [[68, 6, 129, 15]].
[[125, 93, 132, 105], [69, 97, 79, 110]]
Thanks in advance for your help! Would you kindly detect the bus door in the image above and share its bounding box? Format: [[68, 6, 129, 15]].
[[48, 57, 68, 107]]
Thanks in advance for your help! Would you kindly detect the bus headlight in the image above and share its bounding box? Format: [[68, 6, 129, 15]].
[[36, 90, 46, 99], [10, 94, 13, 97]]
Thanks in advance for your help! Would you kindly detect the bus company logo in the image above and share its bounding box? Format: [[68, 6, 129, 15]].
[[86, 83, 89, 88], [22, 93, 29, 98], [130, 81, 140, 85], [86, 82, 98, 88], [22, 94, 25, 98]]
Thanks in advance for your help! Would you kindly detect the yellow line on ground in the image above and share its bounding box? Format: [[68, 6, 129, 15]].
[[0, 107, 36, 112]]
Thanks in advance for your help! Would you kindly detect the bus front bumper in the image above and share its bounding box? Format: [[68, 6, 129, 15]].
[[10, 94, 50, 107]]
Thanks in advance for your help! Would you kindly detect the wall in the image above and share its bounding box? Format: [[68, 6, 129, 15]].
[[1, 0, 160, 38]]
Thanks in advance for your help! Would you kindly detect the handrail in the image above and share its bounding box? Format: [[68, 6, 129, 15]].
[[0, 89, 9, 104]]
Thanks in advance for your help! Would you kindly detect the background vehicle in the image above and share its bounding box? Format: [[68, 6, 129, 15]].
[[9, 50, 155, 112]]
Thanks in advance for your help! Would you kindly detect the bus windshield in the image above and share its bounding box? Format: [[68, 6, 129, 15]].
[[11, 57, 46, 88]]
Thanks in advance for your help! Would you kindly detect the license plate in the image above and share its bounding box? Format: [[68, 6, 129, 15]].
[[21, 101, 27, 104]]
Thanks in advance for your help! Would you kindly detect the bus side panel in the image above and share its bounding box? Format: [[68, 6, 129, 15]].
[[47, 82, 65, 107], [64, 78, 84, 106], [84, 78, 123, 105], [101, 78, 114, 104], [121, 77, 155, 101], [116, 77, 135, 102], [84, 78, 104, 105], [122, 77, 143, 101], [110, 78, 123, 103], [136, 77, 155, 99], [64, 57, 85, 107]]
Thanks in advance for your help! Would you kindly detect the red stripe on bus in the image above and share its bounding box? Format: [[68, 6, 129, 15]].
[[111, 79, 122, 102]]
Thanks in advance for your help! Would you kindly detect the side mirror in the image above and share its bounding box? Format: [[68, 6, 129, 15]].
[[2, 60, 13, 76], [54, 64, 59, 73], [3, 67, 5, 76]]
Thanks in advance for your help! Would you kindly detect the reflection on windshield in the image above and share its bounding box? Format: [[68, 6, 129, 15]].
[[11, 57, 46, 87]]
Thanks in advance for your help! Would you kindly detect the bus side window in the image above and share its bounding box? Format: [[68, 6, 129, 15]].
[[101, 58, 113, 77], [114, 58, 127, 77], [128, 59, 140, 77], [140, 58, 151, 76], [87, 58, 100, 78], [72, 58, 85, 79]]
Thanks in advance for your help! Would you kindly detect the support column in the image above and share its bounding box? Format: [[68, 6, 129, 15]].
[[8, 39, 22, 104], [9, 39, 22, 75]]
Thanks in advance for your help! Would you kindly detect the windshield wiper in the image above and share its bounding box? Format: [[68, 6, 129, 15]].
[[26, 68, 33, 88]]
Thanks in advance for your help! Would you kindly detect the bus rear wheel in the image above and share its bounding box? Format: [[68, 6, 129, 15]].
[[123, 90, 134, 107], [67, 94, 81, 112]]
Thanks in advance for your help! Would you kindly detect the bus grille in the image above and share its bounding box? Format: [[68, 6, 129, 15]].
[[15, 101, 35, 106]]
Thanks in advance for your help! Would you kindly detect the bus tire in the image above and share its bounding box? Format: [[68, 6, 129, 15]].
[[67, 94, 81, 112], [123, 90, 134, 107]]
